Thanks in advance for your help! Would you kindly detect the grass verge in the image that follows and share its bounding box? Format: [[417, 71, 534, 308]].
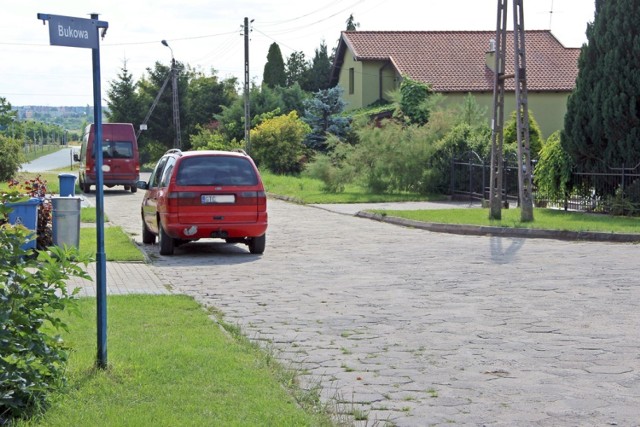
[[22, 145, 63, 163], [79, 227, 145, 262], [372, 207, 640, 234], [261, 171, 445, 204], [80, 207, 108, 223], [18, 295, 331, 426]]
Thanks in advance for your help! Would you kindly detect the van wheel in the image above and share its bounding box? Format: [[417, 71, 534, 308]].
[[142, 221, 155, 244], [248, 234, 266, 254], [82, 183, 91, 193], [158, 223, 175, 255], [131, 186, 137, 193]]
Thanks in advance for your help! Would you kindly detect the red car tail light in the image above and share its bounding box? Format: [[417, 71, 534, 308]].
[[167, 191, 198, 207], [240, 190, 267, 211]]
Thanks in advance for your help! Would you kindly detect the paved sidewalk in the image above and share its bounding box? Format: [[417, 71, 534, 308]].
[[66, 261, 171, 297]]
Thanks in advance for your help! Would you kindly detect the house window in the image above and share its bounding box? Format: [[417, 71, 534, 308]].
[[349, 68, 355, 95]]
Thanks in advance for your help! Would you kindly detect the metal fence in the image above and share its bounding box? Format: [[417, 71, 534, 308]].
[[450, 151, 521, 206], [545, 166, 640, 214], [451, 151, 640, 215]]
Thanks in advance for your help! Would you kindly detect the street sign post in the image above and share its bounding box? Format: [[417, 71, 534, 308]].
[[38, 12, 110, 369]]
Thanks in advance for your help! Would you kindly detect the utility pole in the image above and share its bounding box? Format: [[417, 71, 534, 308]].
[[243, 17, 252, 154], [513, 0, 534, 221], [489, 0, 508, 220], [489, 0, 534, 222], [162, 40, 181, 149]]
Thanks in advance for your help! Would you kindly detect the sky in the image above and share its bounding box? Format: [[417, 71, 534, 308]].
[[0, 0, 595, 107]]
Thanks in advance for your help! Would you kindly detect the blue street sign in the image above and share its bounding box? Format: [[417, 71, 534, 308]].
[[37, 13, 104, 49]]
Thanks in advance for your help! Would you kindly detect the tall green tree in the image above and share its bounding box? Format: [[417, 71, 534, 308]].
[[303, 41, 333, 92], [215, 84, 282, 145], [263, 43, 286, 88], [346, 14, 359, 31], [0, 97, 17, 132], [285, 51, 309, 87], [185, 70, 238, 140], [137, 61, 190, 154], [563, 0, 640, 171], [105, 62, 143, 127]]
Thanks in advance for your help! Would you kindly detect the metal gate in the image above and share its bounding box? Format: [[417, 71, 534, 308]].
[[451, 151, 520, 206]]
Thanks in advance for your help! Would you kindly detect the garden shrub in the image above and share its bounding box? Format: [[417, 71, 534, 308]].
[[533, 131, 573, 205], [0, 135, 24, 182], [0, 194, 91, 422], [8, 175, 53, 249], [250, 111, 311, 174]]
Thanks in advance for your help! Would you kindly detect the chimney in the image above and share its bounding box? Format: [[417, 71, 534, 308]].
[[486, 38, 496, 72]]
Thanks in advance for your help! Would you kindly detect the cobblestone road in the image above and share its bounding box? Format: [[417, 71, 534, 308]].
[[87, 188, 640, 426]]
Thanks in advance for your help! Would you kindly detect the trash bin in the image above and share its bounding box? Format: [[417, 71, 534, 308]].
[[58, 173, 77, 197], [52, 196, 81, 248], [5, 197, 40, 250]]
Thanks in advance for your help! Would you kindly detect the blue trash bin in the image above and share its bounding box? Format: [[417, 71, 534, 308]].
[[5, 197, 40, 250], [58, 173, 77, 197]]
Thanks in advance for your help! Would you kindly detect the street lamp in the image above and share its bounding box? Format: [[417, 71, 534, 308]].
[[161, 39, 181, 149]]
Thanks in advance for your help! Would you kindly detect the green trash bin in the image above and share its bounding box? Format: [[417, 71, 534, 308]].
[[52, 196, 81, 248]]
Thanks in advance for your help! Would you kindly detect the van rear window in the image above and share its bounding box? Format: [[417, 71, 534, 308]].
[[176, 156, 258, 186], [93, 141, 134, 159]]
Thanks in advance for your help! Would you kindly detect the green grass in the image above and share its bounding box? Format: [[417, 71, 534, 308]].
[[79, 227, 145, 262], [22, 145, 63, 163], [372, 207, 640, 234], [261, 171, 445, 204], [19, 295, 331, 426], [80, 207, 108, 223], [259, 172, 640, 234], [2, 171, 64, 194]]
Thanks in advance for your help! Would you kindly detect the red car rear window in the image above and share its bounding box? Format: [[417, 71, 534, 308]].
[[176, 156, 258, 186]]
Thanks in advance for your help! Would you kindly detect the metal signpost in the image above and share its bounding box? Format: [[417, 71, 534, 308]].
[[38, 12, 110, 368]]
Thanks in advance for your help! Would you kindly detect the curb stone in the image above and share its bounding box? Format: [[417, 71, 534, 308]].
[[356, 211, 640, 243]]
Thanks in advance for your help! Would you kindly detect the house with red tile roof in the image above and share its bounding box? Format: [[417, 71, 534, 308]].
[[330, 30, 581, 138]]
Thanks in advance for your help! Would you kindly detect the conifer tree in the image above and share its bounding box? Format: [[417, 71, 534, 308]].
[[563, 0, 640, 171], [263, 43, 286, 88], [106, 61, 143, 125]]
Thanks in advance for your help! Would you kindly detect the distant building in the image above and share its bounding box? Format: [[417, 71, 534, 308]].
[[330, 30, 580, 138]]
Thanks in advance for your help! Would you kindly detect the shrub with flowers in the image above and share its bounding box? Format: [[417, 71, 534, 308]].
[[7, 175, 52, 249]]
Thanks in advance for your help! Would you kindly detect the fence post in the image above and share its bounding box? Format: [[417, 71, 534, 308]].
[[468, 154, 473, 202], [450, 156, 455, 197], [482, 157, 487, 201]]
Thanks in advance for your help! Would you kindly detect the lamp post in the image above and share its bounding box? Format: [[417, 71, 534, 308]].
[[161, 39, 181, 149]]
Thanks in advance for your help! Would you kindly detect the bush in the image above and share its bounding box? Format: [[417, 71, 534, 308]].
[[347, 122, 437, 194], [189, 124, 243, 151], [8, 175, 53, 249], [0, 195, 91, 422], [0, 135, 24, 182], [533, 131, 573, 204], [503, 109, 544, 159], [250, 111, 311, 174]]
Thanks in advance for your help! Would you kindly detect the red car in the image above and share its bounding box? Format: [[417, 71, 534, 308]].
[[136, 149, 268, 255]]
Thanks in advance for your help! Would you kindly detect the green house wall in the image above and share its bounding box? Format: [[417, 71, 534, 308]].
[[441, 92, 570, 139], [338, 50, 571, 139]]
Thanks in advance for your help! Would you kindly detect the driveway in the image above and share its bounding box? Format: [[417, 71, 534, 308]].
[[85, 187, 640, 426]]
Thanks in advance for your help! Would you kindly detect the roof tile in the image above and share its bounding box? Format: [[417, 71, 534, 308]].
[[337, 30, 580, 92]]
